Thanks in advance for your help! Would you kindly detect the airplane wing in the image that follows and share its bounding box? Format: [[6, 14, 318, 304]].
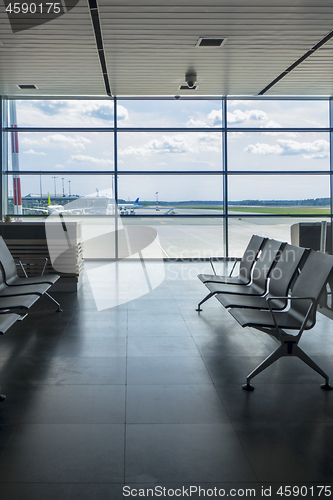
[[23, 207, 49, 213]]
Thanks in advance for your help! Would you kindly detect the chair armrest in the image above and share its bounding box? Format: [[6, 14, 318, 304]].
[[209, 256, 241, 276], [266, 296, 316, 342], [18, 257, 48, 277]]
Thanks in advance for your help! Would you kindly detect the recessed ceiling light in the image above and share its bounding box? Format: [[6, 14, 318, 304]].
[[17, 84, 38, 89], [196, 37, 227, 47]]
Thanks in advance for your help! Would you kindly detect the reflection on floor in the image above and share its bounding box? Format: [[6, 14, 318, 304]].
[[0, 261, 333, 499]]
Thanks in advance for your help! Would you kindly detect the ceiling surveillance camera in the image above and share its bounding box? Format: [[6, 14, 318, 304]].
[[185, 71, 197, 89], [174, 95, 181, 100]]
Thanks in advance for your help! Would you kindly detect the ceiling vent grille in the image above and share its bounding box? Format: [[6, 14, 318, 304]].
[[196, 38, 226, 48], [17, 84, 37, 89]]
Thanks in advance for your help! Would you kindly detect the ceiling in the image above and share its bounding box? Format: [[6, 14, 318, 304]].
[[1, 0, 333, 97]]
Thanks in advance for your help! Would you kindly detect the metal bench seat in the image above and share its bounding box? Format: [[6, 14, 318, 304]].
[[216, 244, 307, 310], [0, 236, 60, 286], [196, 238, 284, 311], [228, 250, 333, 391], [0, 237, 62, 312], [0, 312, 22, 333], [198, 235, 266, 285], [0, 283, 50, 297], [0, 294, 40, 311]]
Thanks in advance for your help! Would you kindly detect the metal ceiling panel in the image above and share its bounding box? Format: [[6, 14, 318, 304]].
[[0, 0, 105, 96], [0, 0, 333, 96]]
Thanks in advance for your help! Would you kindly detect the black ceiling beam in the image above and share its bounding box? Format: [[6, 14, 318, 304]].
[[88, 0, 112, 97], [258, 29, 333, 96]]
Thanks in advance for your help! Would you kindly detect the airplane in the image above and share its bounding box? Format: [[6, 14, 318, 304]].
[[24, 194, 90, 215], [24, 195, 140, 216], [25, 194, 174, 216], [118, 197, 139, 215], [117, 198, 175, 215]]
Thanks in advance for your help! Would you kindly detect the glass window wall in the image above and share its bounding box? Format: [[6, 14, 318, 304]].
[[3, 97, 332, 259]]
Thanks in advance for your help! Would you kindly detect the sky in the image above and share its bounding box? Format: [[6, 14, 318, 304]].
[[6, 98, 331, 203]]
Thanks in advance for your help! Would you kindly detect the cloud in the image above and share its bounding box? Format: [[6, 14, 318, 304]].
[[227, 109, 267, 124], [23, 149, 46, 155], [16, 100, 128, 127], [186, 118, 211, 127], [119, 133, 220, 157], [69, 155, 114, 165], [207, 110, 223, 126], [21, 134, 91, 150], [186, 108, 268, 127], [245, 143, 282, 155], [245, 139, 329, 159], [228, 100, 254, 107]]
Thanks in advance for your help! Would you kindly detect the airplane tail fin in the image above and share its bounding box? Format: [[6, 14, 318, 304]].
[[134, 197, 139, 206], [48, 193, 51, 206]]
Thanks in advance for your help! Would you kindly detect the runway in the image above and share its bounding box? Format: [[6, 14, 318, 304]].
[[35, 208, 328, 260]]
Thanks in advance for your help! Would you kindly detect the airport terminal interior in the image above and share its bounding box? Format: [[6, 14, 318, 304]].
[[2, 1, 333, 498]]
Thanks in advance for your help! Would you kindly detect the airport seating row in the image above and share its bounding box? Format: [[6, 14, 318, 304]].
[[197, 235, 333, 391], [0, 236, 60, 402]]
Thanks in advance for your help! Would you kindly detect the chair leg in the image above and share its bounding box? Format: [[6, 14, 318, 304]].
[[196, 292, 215, 312], [45, 292, 62, 312], [243, 344, 289, 391], [292, 344, 332, 390]]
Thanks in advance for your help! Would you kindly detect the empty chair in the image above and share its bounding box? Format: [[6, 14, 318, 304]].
[[0, 281, 62, 312], [0, 237, 62, 312], [0, 236, 60, 286], [196, 239, 285, 311], [0, 294, 40, 312], [198, 234, 266, 285], [228, 250, 333, 391], [216, 244, 308, 310]]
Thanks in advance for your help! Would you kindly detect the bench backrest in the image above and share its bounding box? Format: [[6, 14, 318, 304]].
[[268, 244, 308, 297], [250, 238, 285, 292], [290, 250, 333, 328], [238, 235, 267, 281], [0, 236, 17, 283]]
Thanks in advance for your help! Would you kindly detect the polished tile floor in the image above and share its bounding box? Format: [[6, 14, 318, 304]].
[[1, 261, 333, 499]]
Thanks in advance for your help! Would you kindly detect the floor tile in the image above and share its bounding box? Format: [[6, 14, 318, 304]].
[[127, 336, 199, 357], [127, 320, 191, 337], [39, 357, 126, 385], [0, 424, 125, 483], [234, 423, 333, 482], [215, 383, 333, 424], [127, 356, 212, 385], [21, 384, 126, 424], [126, 384, 230, 423], [125, 423, 256, 483], [65, 313, 128, 338], [0, 355, 51, 384], [193, 330, 272, 357], [202, 355, 297, 386], [52, 337, 127, 357]]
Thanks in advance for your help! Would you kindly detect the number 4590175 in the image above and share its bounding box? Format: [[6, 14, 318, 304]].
[[276, 485, 331, 497], [5, 3, 61, 14]]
